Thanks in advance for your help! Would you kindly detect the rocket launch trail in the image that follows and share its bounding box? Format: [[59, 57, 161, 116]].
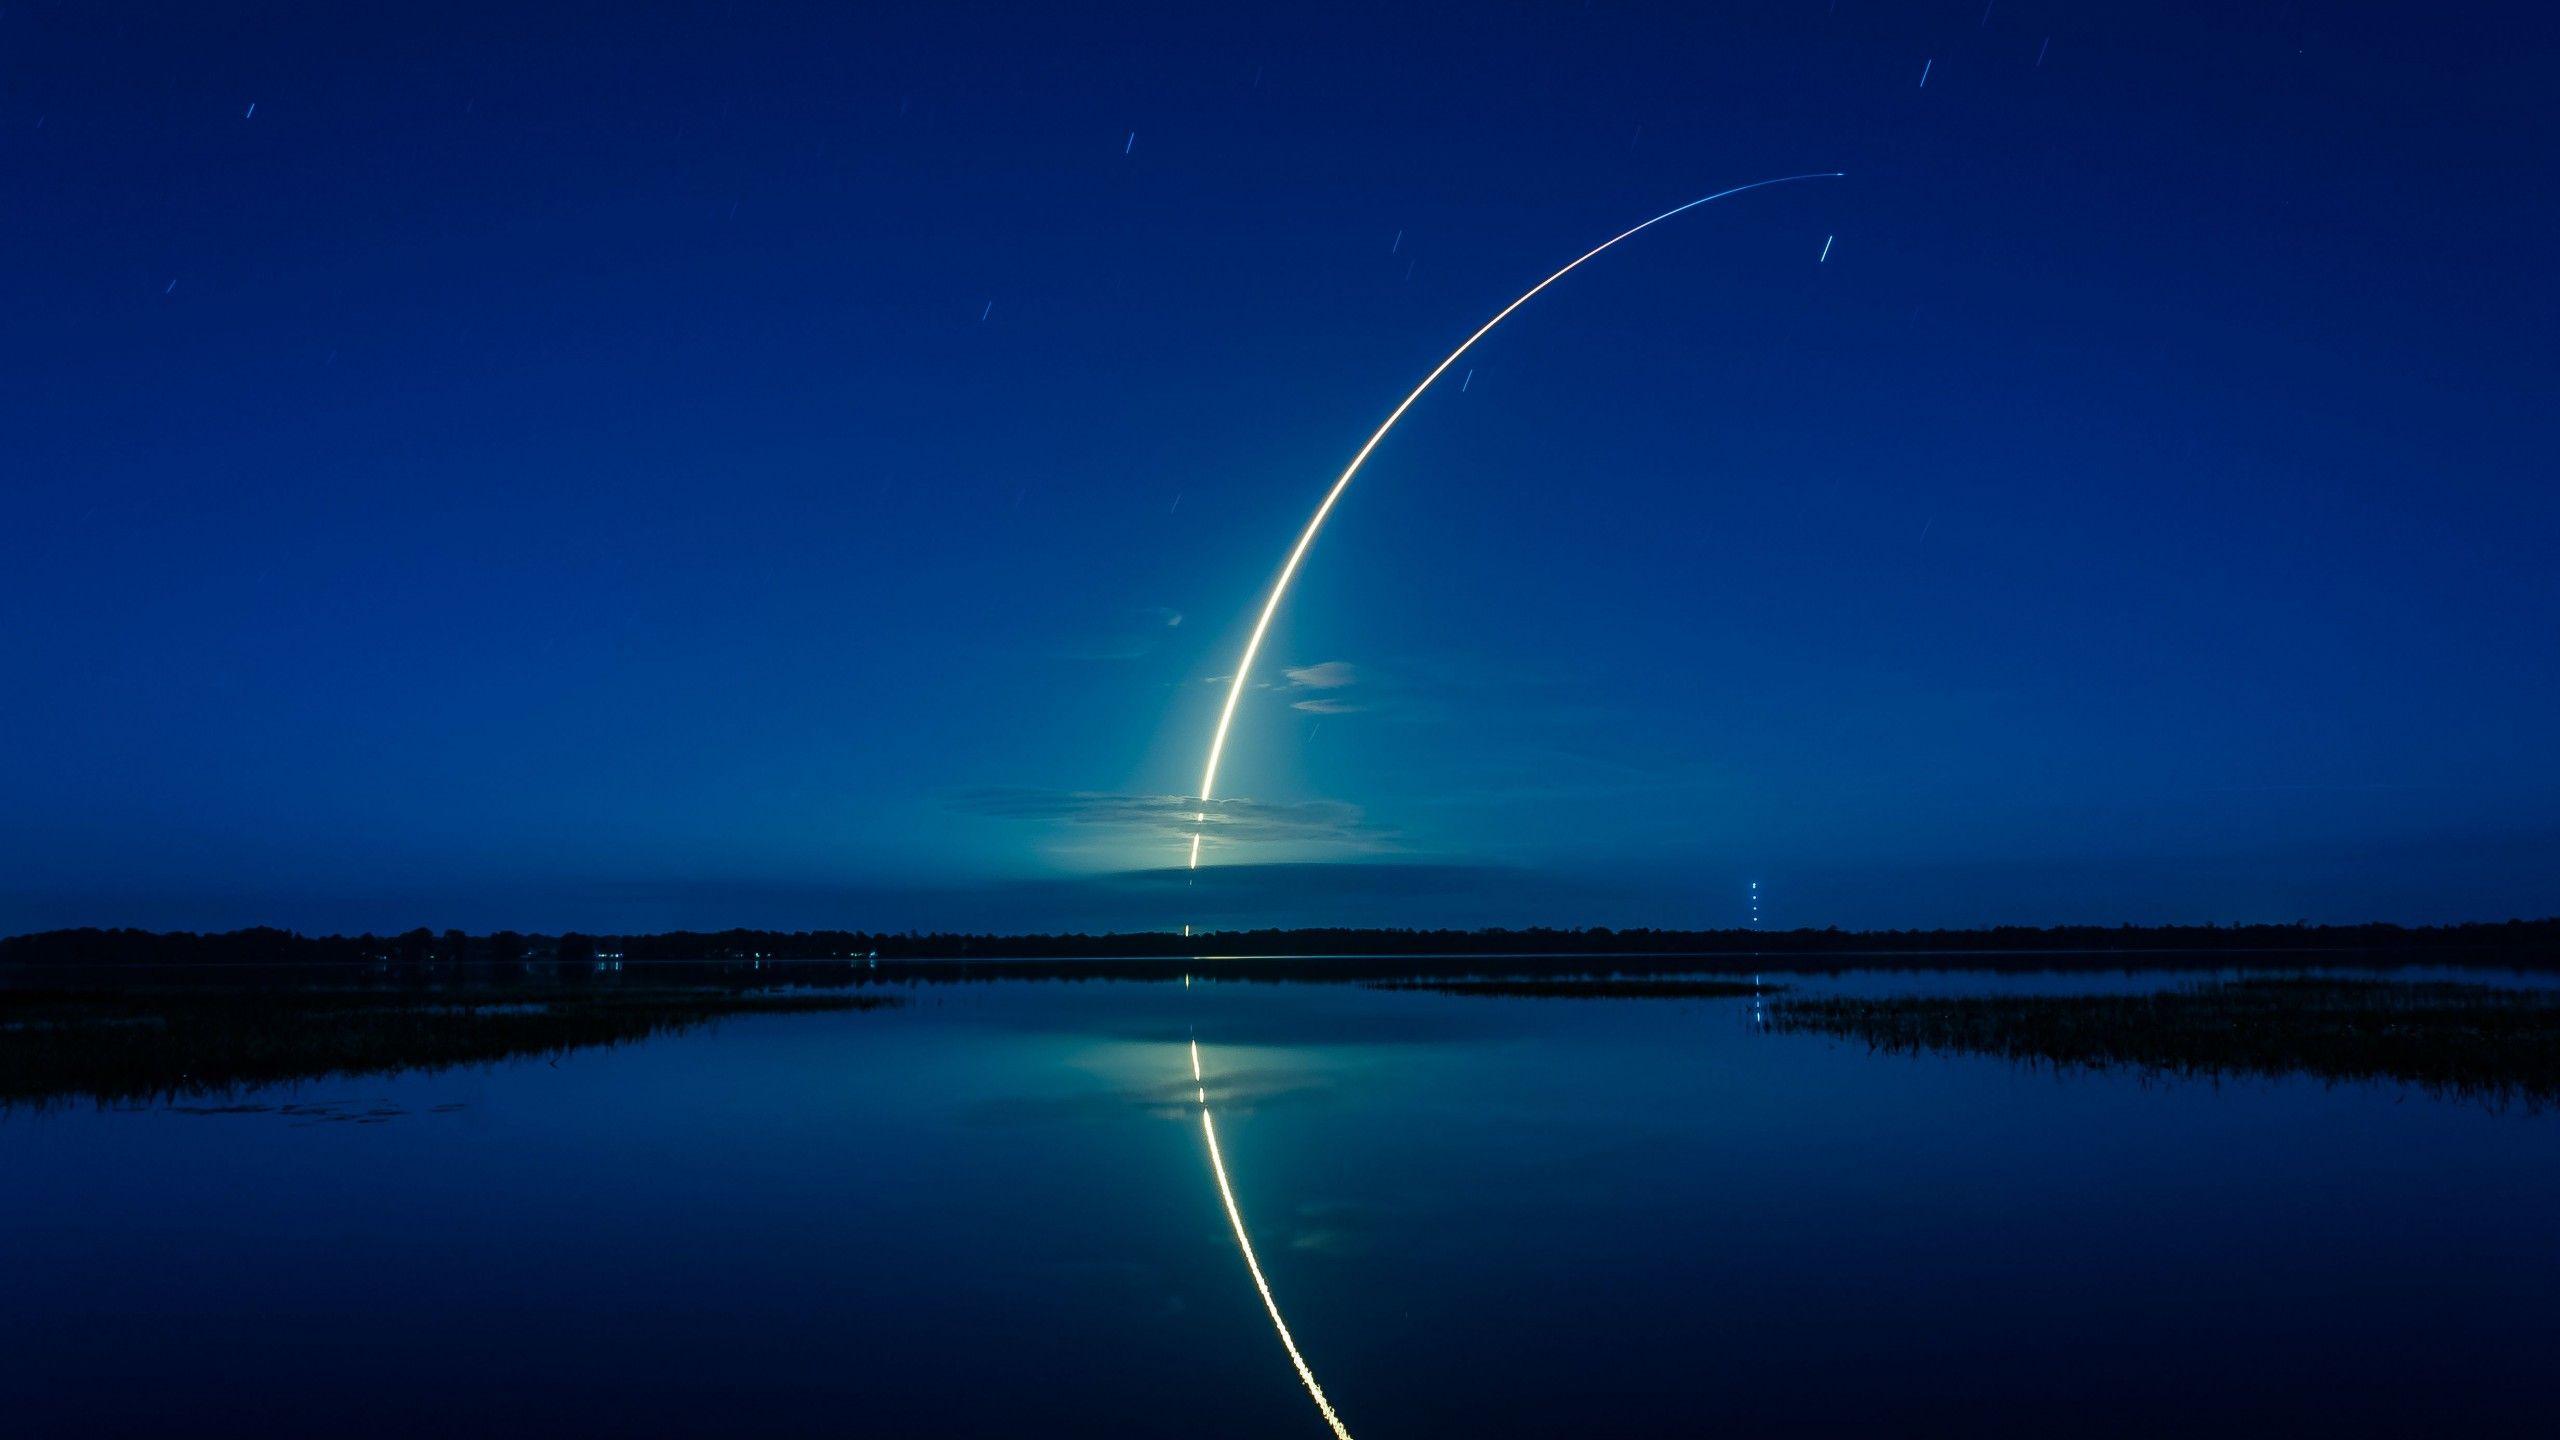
[[1185, 173, 1843, 870]]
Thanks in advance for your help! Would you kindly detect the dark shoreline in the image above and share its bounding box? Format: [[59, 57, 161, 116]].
[[9, 921, 2560, 1110], [11, 948, 2560, 1110], [0, 981, 896, 1109], [10, 949, 2556, 991], [9, 918, 2559, 974]]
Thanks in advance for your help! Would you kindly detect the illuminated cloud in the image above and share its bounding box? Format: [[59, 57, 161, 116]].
[[949, 787, 1385, 849], [1285, 661, 1364, 712], [1283, 661, 1357, 689]]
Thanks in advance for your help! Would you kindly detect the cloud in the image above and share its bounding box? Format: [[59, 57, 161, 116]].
[[1283, 660, 1365, 712], [1283, 660, 1356, 689], [948, 787, 1385, 848]]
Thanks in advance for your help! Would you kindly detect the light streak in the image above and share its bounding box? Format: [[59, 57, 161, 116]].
[[1820, 234, 1835, 263], [1192, 1037, 1354, 1439], [1183, 172, 1844, 868]]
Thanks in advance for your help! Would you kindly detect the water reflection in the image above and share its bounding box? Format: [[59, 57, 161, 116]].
[[12, 971, 2560, 1435], [1191, 1035, 1356, 1439]]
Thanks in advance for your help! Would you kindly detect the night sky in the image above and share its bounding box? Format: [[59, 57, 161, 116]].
[[6, 2, 2555, 935]]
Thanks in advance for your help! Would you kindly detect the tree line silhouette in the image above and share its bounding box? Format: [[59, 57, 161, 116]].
[[7, 917, 2556, 971]]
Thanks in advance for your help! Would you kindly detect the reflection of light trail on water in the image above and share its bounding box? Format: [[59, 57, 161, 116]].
[[1192, 1037, 1355, 1439], [1184, 172, 1844, 869]]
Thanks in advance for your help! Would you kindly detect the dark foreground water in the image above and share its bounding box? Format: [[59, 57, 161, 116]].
[[6, 967, 2556, 1438]]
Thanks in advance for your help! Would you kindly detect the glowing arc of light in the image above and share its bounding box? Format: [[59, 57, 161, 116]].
[[1192, 1038, 1355, 1439], [1184, 172, 1843, 868]]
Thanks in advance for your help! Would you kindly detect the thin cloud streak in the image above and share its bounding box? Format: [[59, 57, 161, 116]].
[[950, 787, 1386, 848], [1284, 661, 1357, 689]]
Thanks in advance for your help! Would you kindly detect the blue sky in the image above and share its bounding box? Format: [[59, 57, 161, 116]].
[[4, 2, 2555, 933]]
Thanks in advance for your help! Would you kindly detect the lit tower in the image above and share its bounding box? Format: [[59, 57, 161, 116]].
[[1749, 880, 1761, 929]]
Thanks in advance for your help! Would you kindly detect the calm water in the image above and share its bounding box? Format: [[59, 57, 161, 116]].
[[7, 967, 2556, 1437]]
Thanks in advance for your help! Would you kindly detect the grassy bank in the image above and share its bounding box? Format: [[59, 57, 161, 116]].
[[0, 980, 896, 1107], [1770, 977, 2560, 1105]]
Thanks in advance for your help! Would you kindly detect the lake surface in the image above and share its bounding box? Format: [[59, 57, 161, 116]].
[[7, 966, 2556, 1437]]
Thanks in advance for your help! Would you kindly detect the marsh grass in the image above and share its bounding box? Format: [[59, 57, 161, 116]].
[[1770, 977, 2560, 1106], [0, 980, 897, 1108], [1368, 978, 1770, 1000]]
